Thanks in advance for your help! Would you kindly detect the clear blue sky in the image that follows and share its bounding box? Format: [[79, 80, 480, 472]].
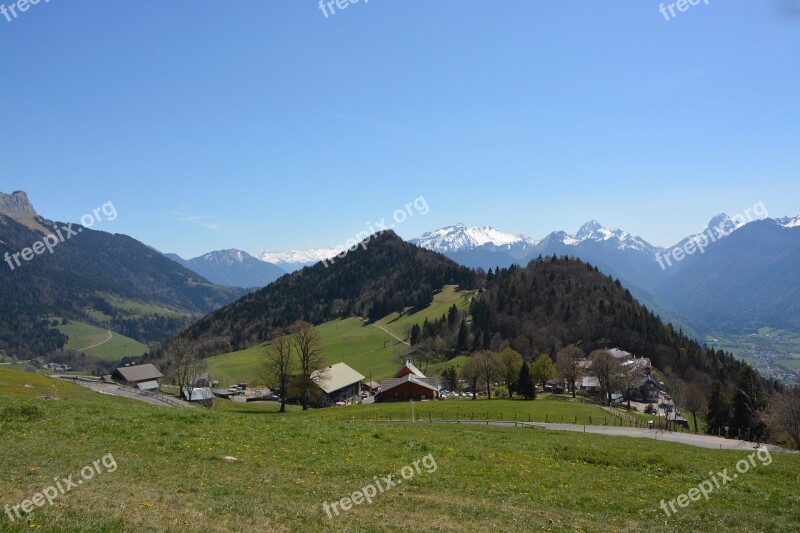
[[2, 1, 798, 257]]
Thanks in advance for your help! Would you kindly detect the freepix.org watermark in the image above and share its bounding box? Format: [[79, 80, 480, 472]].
[[659, 0, 710, 22], [655, 201, 767, 271], [4, 453, 118, 523], [4, 201, 117, 272], [318, 0, 367, 19], [322, 453, 437, 518], [322, 195, 429, 268], [659, 448, 772, 518], [1, 0, 51, 23]]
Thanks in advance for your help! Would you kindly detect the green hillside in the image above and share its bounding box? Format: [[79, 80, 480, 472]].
[[54, 319, 148, 361], [206, 286, 472, 386], [1, 367, 798, 532], [375, 285, 472, 341]]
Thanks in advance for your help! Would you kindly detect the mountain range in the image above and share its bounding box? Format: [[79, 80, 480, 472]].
[[165, 249, 285, 289], [252, 215, 800, 336]]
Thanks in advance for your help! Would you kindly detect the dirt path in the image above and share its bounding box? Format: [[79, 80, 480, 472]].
[[78, 330, 112, 351], [370, 323, 410, 346]]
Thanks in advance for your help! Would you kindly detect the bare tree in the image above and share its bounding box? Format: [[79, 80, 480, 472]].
[[683, 382, 707, 434], [556, 344, 584, 398], [765, 387, 800, 449], [618, 360, 638, 411], [461, 356, 481, 400], [590, 349, 622, 405], [291, 321, 328, 410], [396, 338, 439, 375], [473, 350, 503, 399], [165, 338, 206, 400], [258, 331, 295, 413]]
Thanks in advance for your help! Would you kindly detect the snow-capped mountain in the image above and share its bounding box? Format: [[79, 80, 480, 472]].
[[166, 249, 285, 288], [777, 216, 800, 229], [257, 248, 341, 272], [411, 223, 538, 254], [554, 220, 658, 253], [413, 221, 658, 257]]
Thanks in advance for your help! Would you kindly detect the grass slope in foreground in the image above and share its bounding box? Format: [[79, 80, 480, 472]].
[[1, 367, 799, 532]]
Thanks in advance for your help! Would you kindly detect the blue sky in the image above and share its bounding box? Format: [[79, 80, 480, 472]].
[[2, 0, 798, 257]]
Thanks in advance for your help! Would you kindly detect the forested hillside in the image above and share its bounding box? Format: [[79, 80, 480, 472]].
[[176, 232, 477, 356]]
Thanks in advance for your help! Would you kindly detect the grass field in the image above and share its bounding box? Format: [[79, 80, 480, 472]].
[[374, 285, 473, 341], [52, 318, 148, 361], [1, 367, 798, 532], [207, 287, 473, 386], [214, 395, 661, 427]]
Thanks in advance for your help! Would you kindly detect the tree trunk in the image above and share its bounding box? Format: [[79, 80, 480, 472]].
[[692, 412, 698, 433], [572, 384, 576, 398], [280, 398, 286, 413]]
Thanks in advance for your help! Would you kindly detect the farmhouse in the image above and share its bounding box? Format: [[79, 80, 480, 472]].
[[310, 362, 365, 407], [580, 376, 600, 394], [378, 361, 440, 402], [109, 364, 163, 391], [630, 375, 661, 403]]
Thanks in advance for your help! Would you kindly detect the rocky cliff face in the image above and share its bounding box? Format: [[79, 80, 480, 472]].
[[0, 190, 49, 233], [0, 191, 38, 218]]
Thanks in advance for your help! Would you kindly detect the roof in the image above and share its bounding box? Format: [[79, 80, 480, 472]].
[[608, 348, 632, 360], [581, 376, 600, 388], [137, 380, 160, 391], [114, 364, 163, 383], [394, 361, 426, 379], [633, 375, 660, 388], [182, 387, 214, 401], [364, 380, 380, 389], [381, 375, 440, 393], [311, 363, 365, 394]]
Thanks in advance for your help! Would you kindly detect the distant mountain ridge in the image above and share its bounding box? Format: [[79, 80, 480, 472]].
[[0, 190, 246, 359], [257, 248, 340, 272], [166, 249, 285, 288], [406, 215, 799, 336]]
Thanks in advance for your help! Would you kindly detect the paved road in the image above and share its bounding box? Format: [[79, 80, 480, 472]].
[[373, 419, 796, 453], [66, 379, 192, 408]]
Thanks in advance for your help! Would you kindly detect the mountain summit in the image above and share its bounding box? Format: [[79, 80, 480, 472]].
[[166, 249, 285, 288], [0, 190, 37, 217], [411, 223, 537, 253]]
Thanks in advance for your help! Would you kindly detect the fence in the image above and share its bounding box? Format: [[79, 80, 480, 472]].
[[335, 410, 688, 431]]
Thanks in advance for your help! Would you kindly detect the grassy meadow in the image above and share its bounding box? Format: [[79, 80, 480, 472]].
[[52, 318, 148, 361], [1, 367, 799, 532]]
